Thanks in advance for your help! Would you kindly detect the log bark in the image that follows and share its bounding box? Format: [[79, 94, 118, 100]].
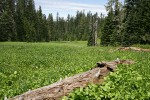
[[9, 59, 134, 100], [118, 47, 150, 52]]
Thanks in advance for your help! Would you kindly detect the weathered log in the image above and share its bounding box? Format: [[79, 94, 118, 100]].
[[9, 59, 134, 100], [118, 47, 150, 52]]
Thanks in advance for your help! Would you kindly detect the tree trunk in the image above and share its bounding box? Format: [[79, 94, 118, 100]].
[[9, 59, 134, 100], [93, 20, 98, 46]]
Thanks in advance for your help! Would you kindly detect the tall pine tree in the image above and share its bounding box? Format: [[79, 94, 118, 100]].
[[0, 0, 16, 41]]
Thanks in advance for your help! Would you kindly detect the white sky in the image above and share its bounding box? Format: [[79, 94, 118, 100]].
[[34, 0, 124, 19]]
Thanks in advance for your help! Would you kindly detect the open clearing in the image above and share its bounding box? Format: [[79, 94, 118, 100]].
[[0, 42, 150, 99]]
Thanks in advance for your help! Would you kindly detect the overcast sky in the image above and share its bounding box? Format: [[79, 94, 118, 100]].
[[34, 0, 124, 19]]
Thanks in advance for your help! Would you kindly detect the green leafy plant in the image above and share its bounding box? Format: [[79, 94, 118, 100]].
[[0, 42, 149, 100]]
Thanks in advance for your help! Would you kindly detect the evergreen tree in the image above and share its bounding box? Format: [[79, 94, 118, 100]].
[[25, 0, 36, 42], [42, 14, 49, 42], [59, 17, 66, 40], [101, 0, 114, 46], [15, 0, 26, 41], [69, 16, 75, 41], [87, 13, 98, 46], [123, 0, 136, 46], [111, 0, 122, 46], [65, 14, 70, 40], [87, 12, 93, 46], [101, 0, 122, 46], [47, 13, 54, 41], [36, 6, 49, 42], [54, 12, 59, 41], [0, 0, 16, 41], [140, 1, 150, 44], [123, 0, 145, 46], [98, 13, 105, 43], [36, 6, 43, 41]]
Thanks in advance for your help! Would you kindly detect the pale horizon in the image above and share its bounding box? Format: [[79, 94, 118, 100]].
[[34, 0, 111, 18]]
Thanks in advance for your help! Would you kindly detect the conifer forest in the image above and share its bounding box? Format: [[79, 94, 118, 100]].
[[0, 0, 150, 100], [0, 0, 150, 46]]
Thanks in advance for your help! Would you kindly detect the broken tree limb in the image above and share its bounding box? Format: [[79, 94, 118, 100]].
[[118, 47, 150, 52], [9, 59, 134, 100]]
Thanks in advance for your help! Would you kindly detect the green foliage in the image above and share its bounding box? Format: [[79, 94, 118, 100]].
[[1, 0, 150, 46], [1, 0, 104, 42], [101, 0, 150, 46], [67, 64, 150, 100], [47, 13, 54, 41], [15, 0, 37, 41], [0, 42, 150, 100], [101, 11, 114, 46], [66, 52, 150, 100], [101, 0, 123, 46], [123, 0, 150, 46], [0, 0, 16, 41], [0, 41, 109, 99]]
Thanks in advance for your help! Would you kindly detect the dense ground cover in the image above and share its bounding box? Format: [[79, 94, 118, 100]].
[[0, 42, 150, 100]]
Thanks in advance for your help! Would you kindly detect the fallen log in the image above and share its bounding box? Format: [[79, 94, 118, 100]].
[[118, 47, 150, 52], [9, 59, 134, 100]]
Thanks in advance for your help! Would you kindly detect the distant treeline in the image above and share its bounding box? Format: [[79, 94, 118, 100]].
[[0, 0, 150, 46], [0, 0, 104, 42]]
